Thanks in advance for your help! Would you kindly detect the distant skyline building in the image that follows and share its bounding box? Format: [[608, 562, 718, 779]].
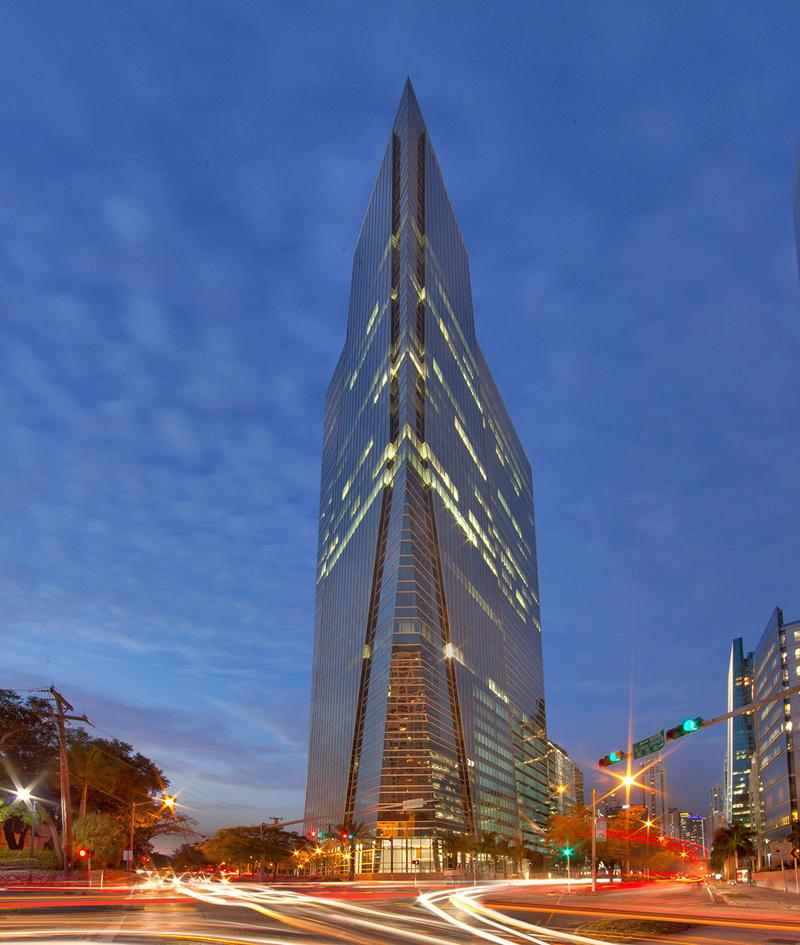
[[638, 756, 668, 826], [680, 813, 707, 852], [665, 807, 681, 840], [708, 782, 725, 841], [750, 607, 800, 854], [304, 82, 549, 872], [547, 740, 584, 816], [725, 637, 754, 825]]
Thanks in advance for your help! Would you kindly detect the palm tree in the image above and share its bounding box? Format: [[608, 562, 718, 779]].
[[712, 823, 755, 880], [68, 743, 125, 818], [495, 835, 512, 876], [338, 819, 371, 881], [457, 832, 477, 875], [440, 833, 462, 872], [478, 830, 499, 876]]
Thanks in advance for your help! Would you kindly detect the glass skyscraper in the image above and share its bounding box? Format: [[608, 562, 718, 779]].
[[305, 82, 549, 871], [751, 607, 800, 852], [725, 637, 754, 825]]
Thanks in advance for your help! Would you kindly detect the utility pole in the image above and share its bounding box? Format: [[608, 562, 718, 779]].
[[49, 687, 89, 877], [591, 789, 596, 893]]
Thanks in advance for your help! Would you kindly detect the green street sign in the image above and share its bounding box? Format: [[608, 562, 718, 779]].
[[633, 729, 665, 760]]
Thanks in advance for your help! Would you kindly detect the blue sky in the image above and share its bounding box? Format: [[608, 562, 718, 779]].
[[2, 2, 799, 839]]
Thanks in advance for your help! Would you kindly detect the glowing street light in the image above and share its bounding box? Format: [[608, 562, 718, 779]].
[[128, 795, 176, 881], [15, 786, 39, 879]]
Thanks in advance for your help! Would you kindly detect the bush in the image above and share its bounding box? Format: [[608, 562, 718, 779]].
[[0, 849, 59, 870]]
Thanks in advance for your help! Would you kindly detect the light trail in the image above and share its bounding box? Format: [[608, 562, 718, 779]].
[[175, 877, 465, 945], [176, 876, 609, 945], [418, 881, 612, 945]]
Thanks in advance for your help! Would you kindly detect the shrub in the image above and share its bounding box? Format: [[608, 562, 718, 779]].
[[0, 849, 59, 870]]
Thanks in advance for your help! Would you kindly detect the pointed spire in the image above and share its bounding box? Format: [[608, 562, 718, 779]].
[[392, 77, 425, 136]]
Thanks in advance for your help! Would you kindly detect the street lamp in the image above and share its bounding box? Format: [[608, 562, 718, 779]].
[[128, 795, 176, 882], [15, 787, 38, 880]]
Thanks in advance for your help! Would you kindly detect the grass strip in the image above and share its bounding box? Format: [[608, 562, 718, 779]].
[[576, 918, 701, 943]]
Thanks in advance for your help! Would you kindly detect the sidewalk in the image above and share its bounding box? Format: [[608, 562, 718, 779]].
[[708, 881, 800, 912]]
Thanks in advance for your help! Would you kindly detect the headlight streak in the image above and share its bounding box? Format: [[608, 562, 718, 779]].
[[0, 933, 297, 945], [457, 885, 619, 945], [177, 878, 454, 945], [416, 881, 615, 945], [175, 878, 493, 945]]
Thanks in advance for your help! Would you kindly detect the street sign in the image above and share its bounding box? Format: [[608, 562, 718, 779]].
[[772, 841, 793, 860], [595, 818, 607, 841], [633, 730, 666, 760]]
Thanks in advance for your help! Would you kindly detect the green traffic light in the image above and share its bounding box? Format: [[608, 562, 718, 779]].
[[683, 718, 699, 732], [609, 751, 622, 762]]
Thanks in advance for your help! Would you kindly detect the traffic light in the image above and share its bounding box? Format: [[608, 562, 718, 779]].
[[598, 750, 628, 768], [666, 717, 704, 741], [78, 849, 87, 858]]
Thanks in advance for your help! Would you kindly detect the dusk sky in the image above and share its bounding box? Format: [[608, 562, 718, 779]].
[[3, 2, 799, 841]]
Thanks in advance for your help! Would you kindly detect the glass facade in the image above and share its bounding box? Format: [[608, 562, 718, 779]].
[[546, 740, 584, 816], [638, 756, 668, 825], [305, 82, 549, 869], [751, 607, 800, 852], [725, 637, 754, 825]]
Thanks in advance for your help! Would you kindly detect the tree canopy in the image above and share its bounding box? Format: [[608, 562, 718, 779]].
[[200, 825, 304, 873], [0, 688, 196, 865]]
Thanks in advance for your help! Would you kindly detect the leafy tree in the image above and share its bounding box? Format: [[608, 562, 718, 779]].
[[523, 844, 546, 873], [0, 690, 58, 775], [0, 688, 195, 862], [0, 690, 60, 851], [73, 814, 127, 868], [201, 825, 302, 874], [547, 807, 592, 864], [170, 842, 207, 872], [595, 805, 649, 875]]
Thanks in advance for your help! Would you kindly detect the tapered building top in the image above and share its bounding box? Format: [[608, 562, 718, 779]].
[[306, 83, 550, 868]]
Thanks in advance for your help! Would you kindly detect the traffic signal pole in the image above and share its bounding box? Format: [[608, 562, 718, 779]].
[[591, 789, 596, 893], [599, 679, 800, 767]]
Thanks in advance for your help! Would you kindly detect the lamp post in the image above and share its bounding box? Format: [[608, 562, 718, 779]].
[[128, 795, 175, 882], [589, 773, 644, 892], [15, 788, 38, 881]]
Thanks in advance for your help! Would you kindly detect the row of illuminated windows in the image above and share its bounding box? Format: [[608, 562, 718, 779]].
[[342, 439, 375, 500], [348, 297, 388, 392]]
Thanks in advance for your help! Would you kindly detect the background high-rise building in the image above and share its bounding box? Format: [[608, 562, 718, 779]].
[[638, 756, 668, 826], [305, 82, 549, 871], [707, 782, 725, 842], [725, 638, 754, 824], [680, 812, 707, 852], [547, 740, 584, 816], [750, 607, 800, 853]]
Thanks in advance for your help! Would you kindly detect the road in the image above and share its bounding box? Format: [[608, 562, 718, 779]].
[[1, 877, 799, 944]]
